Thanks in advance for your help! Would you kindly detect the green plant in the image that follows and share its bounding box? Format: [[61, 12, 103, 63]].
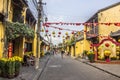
[[87, 50, 95, 62], [6, 22, 35, 41], [0, 56, 22, 78], [0, 58, 7, 77], [111, 57, 117, 60], [83, 50, 88, 55], [6, 60, 15, 77]]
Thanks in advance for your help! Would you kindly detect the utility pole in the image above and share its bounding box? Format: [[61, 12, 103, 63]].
[[35, 0, 42, 69]]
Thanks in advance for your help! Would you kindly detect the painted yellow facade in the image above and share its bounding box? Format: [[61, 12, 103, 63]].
[[97, 3, 120, 59], [0, 22, 5, 58], [84, 2, 120, 60], [0, 0, 7, 58], [0, 0, 39, 58], [98, 4, 120, 40]]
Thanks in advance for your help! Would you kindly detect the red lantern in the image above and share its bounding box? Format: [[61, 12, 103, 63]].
[[105, 43, 110, 47], [93, 23, 98, 26], [58, 32, 61, 34], [46, 30, 48, 32], [71, 31, 74, 34], [114, 23, 120, 26], [76, 23, 81, 26]]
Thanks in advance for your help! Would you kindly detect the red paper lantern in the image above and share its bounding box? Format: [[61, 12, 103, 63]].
[[114, 23, 120, 26], [76, 23, 81, 26], [58, 32, 61, 34], [71, 31, 74, 34], [105, 43, 110, 47], [46, 30, 48, 32], [93, 23, 98, 26]]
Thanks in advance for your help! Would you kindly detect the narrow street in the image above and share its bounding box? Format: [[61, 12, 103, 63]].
[[38, 54, 119, 80]]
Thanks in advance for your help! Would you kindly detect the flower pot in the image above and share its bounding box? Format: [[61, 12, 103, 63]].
[[14, 71, 19, 77], [7, 74, 15, 79]]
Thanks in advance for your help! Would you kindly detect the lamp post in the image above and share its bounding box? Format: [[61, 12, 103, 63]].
[[35, 0, 42, 69]]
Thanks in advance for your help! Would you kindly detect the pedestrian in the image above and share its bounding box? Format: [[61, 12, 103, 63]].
[[61, 50, 64, 59]]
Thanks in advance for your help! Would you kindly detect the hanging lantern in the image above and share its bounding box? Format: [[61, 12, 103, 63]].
[[52, 31, 55, 35], [65, 32, 68, 35], [76, 23, 81, 26], [114, 23, 120, 26], [71, 31, 74, 34], [46, 30, 48, 33], [59, 28, 63, 30], [78, 31, 81, 35], [105, 43, 110, 47], [41, 28, 44, 32], [104, 23, 112, 26], [58, 32, 61, 34], [93, 23, 98, 26]]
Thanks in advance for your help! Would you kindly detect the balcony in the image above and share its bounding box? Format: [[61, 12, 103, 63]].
[[86, 26, 98, 39]]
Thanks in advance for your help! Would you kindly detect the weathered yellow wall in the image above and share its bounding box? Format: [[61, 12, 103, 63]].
[[0, 22, 5, 58], [8, 0, 13, 22], [71, 45, 74, 57], [98, 4, 120, 40], [0, 0, 3, 12], [75, 41, 81, 57], [84, 26, 91, 52], [98, 4, 120, 58]]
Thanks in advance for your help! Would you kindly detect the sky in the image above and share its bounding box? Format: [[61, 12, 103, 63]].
[[42, 0, 120, 45]]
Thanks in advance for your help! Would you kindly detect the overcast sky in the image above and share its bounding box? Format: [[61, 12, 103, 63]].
[[42, 0, 120, 45]]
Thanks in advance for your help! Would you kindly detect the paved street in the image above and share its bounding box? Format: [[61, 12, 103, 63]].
[[39, 54, 120, 80]]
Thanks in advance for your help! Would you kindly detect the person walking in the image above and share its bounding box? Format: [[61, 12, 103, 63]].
[[61, 50, 64, 59]]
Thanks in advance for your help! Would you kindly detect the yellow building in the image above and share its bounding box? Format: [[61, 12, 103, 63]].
[[0, 0, 39, 58], [0, 0, 8, 58], [85, 2, 120, 60]]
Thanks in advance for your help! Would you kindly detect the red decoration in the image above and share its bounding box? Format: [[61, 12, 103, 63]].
[[72, 31, 74, 34], [104, 23, 112, 26], [46, 30, 48, 33], [105, 43, 110, 47], [76, 23, 81, 26], [93, 23, 98, 26], [59, 28, 63, 30], [114, 23, 120, 26], [58, 32, 61, 34], [84, 30, 87, 32]]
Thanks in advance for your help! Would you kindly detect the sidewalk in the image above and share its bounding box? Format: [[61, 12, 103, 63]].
[[76, 58, 120, 78], [0, 55, 50, 80]]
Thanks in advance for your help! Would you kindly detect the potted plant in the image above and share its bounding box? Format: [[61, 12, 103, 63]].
[[6, 58, 15, 79], [87, 50, 95, 63], [0, 58, 8, 78], [14, 56, 22, 77]]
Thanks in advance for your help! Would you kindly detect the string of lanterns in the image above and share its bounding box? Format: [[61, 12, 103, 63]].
[[43, 22, 120, 26], [42, 22, 120, 38]]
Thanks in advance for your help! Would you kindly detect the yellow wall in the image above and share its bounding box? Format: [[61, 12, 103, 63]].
[[0, 22, 5, 58], [75, 41, 80, 57], [71, 45, 74, 57], [98, 4, 120, 40], [98, 4, 120, 58]]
